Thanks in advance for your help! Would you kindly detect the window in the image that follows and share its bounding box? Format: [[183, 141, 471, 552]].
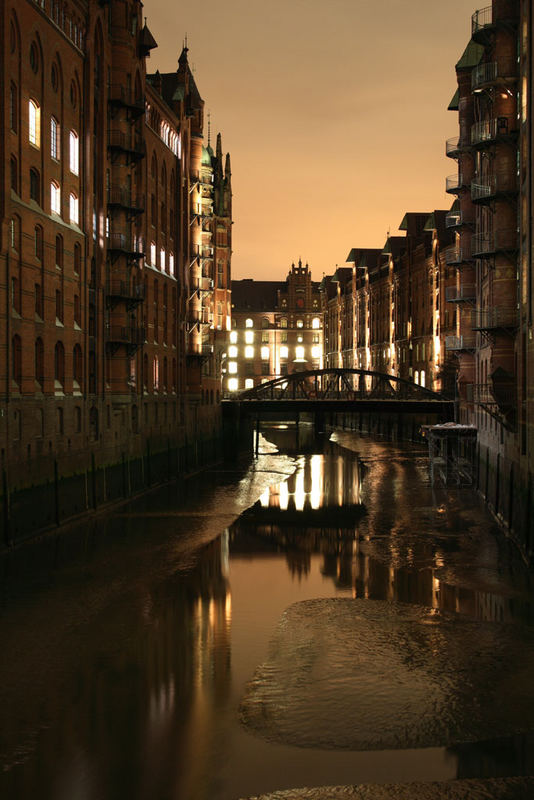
[[153, 356, 159, 390], [296, 346, 305, 360], [280, 318, 287, 328], [312, 317, 321, 329], [51, 181, 60, 214], [10, 155, 18, 194], [69, 192, 79, 224], [261, 332, 269, 344], [10, 83, 17, 132], [245, 331, 254, 344], [150, 241, 156, 265], [12, 335, 22, 386], [35, 283, 43, 318], [73, 345, 82, 388], [29, 100, 40, 147], [35, 338, 44, 385], [280, 346, 289, 359], [245, 346, 254, 359], [228, 362, 237, 374], [296, 319, 304, 328], [74, 243, 81, 274], [30, 168, 40, 202], [30, 41, 39, 73], [56, 289, 63, 323], [228, 378, 238, 392], [55, 235, 63, 268], [228, 345, 238, 358], [281, 331, 288, 343], [261, 346, 269, 360], [229, 330, 238, 344], [54, 341, 65, 386], [160, 248, 165, 270], [69, 130, 79, 174], [312, 345, 322, 358], [34, 226, 43, 260], [74, 294, 81, 326], [245, 378, 254, 390], [11, 277, 20, 314], [51, 117, 60, 160], [169, 253, 174, 276], [245, 318, 253, 328]]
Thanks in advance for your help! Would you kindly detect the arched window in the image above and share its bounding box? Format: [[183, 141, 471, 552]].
[[34, 225, 43, 260], [172, 358, 177, 391], [163, 357, 168, 391], [51, 181, 61, 214], [261, 317, 269, 329], [69, 192, 78, 224], [12, 334, 21, 386], [245, 318, 253, 328], [50, 116, 60, 160], [35, 338, 44, 386], [29, 167, 40, 202], [54, 341, 65, 386], [312, 317, 321, 329], [10, 155, 18, 193], [74, 242, 81, 273], [28, 99, 40, 147], [69, 130, 79, 174], [55, 235, 63, 268], [143, 353, 149, 389], [280, 318, 288, 329]]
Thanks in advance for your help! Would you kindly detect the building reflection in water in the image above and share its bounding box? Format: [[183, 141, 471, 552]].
[[233, 445, 534, 626]]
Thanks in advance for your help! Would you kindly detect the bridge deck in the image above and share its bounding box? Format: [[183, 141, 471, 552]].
[[224, 398, 455, 416]]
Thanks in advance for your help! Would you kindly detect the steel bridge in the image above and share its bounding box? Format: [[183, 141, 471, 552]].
[[224, 368, 455, 418]]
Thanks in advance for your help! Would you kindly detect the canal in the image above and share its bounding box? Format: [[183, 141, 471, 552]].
[[1, 425, 534, 800]]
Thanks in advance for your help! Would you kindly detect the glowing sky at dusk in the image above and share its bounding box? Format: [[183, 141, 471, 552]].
[[146, 0, 476, 280]]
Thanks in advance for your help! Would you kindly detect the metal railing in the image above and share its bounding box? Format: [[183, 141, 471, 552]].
[[471, 307, 518, 329], [445, 285, 476, 302], [445, 335, 476, 351], [445, 211, 474, 228], [107, 280, 145, 301], [472, 5, 492, 36], [108, 85, 145, 110], [471, 115, 518, 145], [471, 59, 518, 91], [444, 245, 471, 265], [471, 228, 518, 255], [446, 173, 466, 193], [108, 187, 144, 212], [107, 232, 144, 255], [471, 173, 518, 201], [106, 325, 146, 345], [108, 130, 145, 155]]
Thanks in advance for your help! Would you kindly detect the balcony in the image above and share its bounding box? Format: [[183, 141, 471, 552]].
[[471, 173, 518, 203], [445, 136, 472, 159], [445, 335, 476, 352], [445, 285, 476, 303], [106, 325, 145, 348], [191, 276, 213, 293], [107, 232, 144, 260], [472, 3, 517, 44], [471, 307, 518, 330], [189, 307, 211, 325], [107, 187, 144, 215], [186, 342, 213, 361], [470, 228, 518, 257], [108, 130, 145, 161], [108, 85, 145, 118], [471, 115, 518, 147], [471, 59, 518, 91], [471, 382, 516, 408], [444, 245, 472, 267], [445, 210, 475, 229], [445, 173, 468, 194], [107, 280, 145, 306]]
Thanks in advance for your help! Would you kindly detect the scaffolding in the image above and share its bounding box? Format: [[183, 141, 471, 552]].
[[421, 422, 478, 486]]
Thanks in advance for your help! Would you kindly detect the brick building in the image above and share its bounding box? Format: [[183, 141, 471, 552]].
[[0, 0, 231, 536], [229, 261, 323, 393]]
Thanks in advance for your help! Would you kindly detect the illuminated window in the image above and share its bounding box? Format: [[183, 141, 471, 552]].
[[50, 181, 60, 214], [69, 130, 79, 174], [312, 317, 320, 329], [228, 345, 238, 358], [50, 117, 60, 160], [312, 345, 322, 358], [245, 346, 254, 359], [228, 362, 237, 374], [261, 332, 269, 343], [29, 100, 40, 147], [245, 378, 254, 389], [228, 378, 238, 392], [245, 330, 254, 344], [245, 318, 253, 328], [69, 192, 79, 223], [296, 346, 305, 359], [153, 356, 159, 389], [420, 370, 426, 388], [280, 318, 287, 328], [296, 319, 304, 328], [229, 330, 238, 344], [280, 345, 288, 359], [414, 370, 419, 385], [160, 248, 165, 269], [150, 241, 156, 265], [261, 346, 269, 360]]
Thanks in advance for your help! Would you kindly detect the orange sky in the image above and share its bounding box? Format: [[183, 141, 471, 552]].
[[146, 0, 475, 281]]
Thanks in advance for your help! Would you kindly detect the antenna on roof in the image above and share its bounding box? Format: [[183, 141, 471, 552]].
[[207, 111, 211, 147], [184, 33, 188, 49]]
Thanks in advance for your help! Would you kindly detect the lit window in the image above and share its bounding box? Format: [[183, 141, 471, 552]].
[[50, 181, 60, 214], [228, 362, 237, 374], [29, 100, 40, 147], [296, 346, 305, 359], [50, 117, 60, 160], [228, 345, 238, 358], [420, 370, 426, 388], [312, 317, 320, 329], [245, 378, 254, 389], [312, 345, 322, 358], [69, 130, 79, 175], [228, 378, 238, 392], [245, 346, 254, 359], [261, 346, 269, 360], [69, 192, 79, 224], [280, 318, 287, 328], [296, 319, 304, 328], [245, 318, 253, 328], [160, 248, 165, 269], [169, 253, 174, 275], [280, 346, 288, 359], [150, 242, 156, 265], [229, 330, 238, 344], [245, 331, 254, 344]]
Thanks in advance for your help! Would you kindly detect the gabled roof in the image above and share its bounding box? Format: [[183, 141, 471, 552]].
[[382, 236, 406, 257], [448, 88, 460, 111], [456, 41, 484, 71]]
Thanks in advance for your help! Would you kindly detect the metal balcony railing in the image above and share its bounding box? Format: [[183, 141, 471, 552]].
[[445, 335, 476, 351], [445, 285, 476, 303], [471, 228, 518, 256], [108, 85, 145, 112], [471, 59, 518, 91], [107, 232, 144, 257], [446, 173, 467, 194], [108, 187, 144, 213], [471, 115, 518, 146], [471, 173, 518, 201], [444, 245, 471, 266], [189, 308, 211, 324], [472, 5, 492, 38], [106, 325, 146, 345], [107, 280, 145, 302], [471, 307, 518, 330], [445, 211, 474, 229], [108, 130, 145, 157]]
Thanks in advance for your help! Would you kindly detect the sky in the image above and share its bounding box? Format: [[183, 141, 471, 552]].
[[145, 0, 475, 281]]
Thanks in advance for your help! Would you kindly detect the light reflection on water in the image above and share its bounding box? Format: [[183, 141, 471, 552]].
[[1, 427, 534, 800]]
